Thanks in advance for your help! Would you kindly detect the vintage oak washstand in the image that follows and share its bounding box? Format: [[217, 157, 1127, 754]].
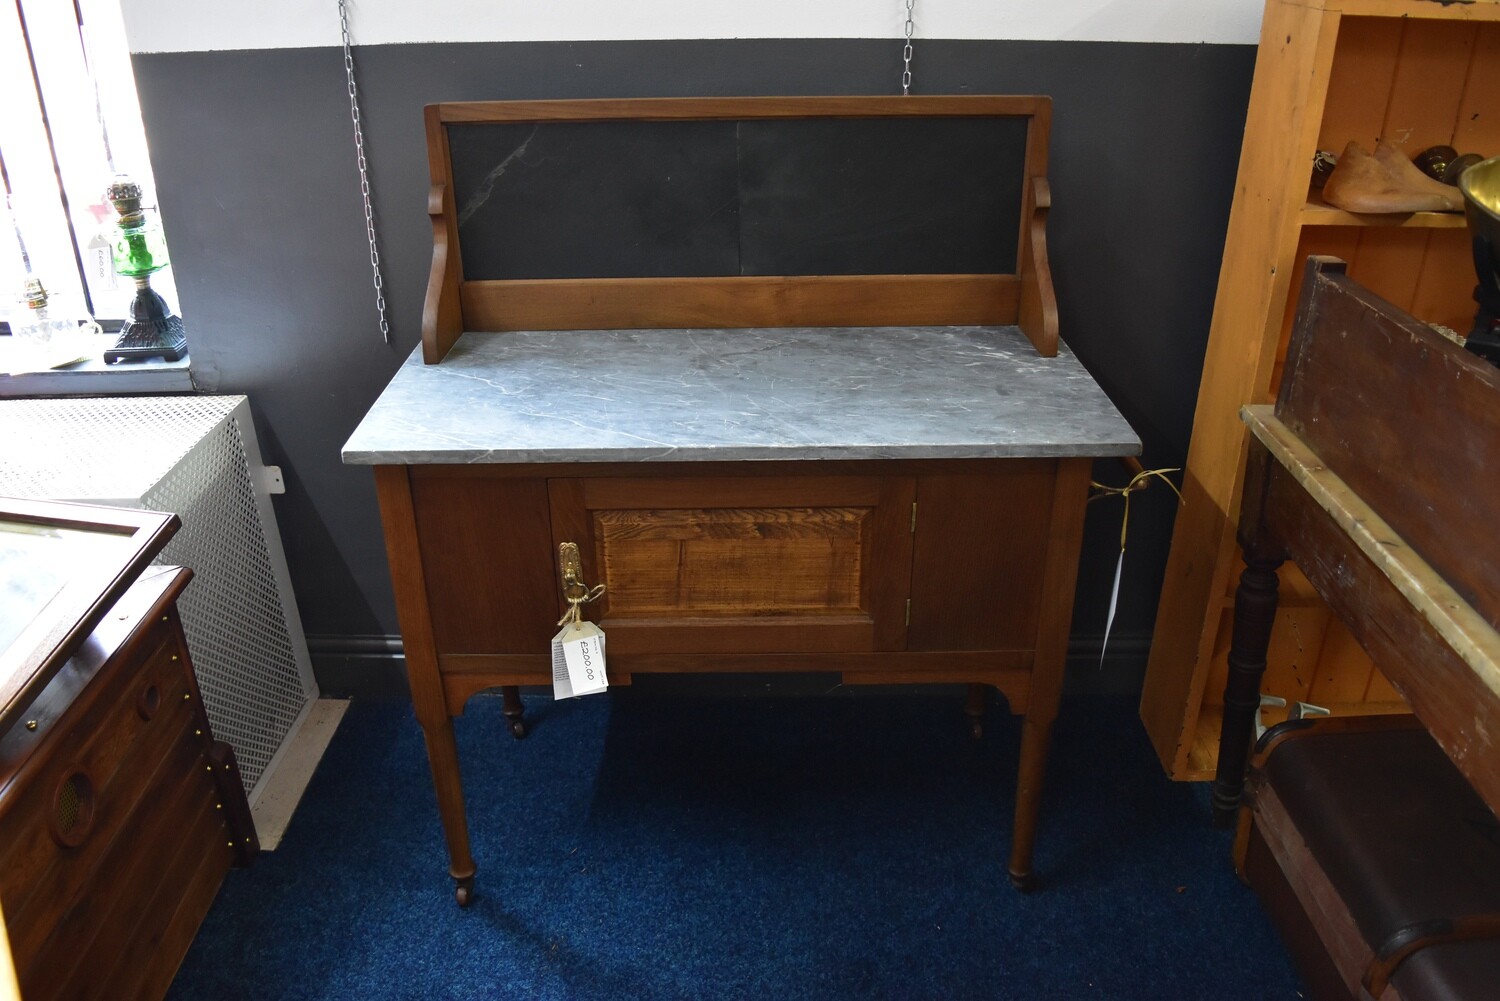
[[343, 96, 1140, 905]]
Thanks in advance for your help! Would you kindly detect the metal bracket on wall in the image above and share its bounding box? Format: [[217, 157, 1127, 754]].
[[254, 466, 286, 495]]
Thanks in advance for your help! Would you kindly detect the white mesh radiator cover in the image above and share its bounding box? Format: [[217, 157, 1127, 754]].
[[0, 396, 317, 801]]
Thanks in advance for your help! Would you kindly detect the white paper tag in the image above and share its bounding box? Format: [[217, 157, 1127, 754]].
[[551, 621, 607, 700]]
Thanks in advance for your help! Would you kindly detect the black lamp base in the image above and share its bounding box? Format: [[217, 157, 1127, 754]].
[[103, 284, 188, 364], [1465, 318, 1500, 367]]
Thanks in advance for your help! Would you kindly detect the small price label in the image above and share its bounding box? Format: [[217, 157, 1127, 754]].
[[551, 621, 607, 700]]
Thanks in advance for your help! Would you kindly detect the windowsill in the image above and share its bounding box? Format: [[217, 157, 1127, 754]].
[[0, 334, 193, 398]]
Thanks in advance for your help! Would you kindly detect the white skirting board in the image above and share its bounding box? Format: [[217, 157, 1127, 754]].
[[249, 699, 350, 850]]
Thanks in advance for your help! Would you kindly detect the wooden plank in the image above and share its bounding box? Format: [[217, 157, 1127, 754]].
[[1378, 20, 1477, 151], [2, 683, 196, 953], [1275, 266, 1500, 631], [1300, 196, 1469, 228], [1409, 229, 1479, 330], [1364, 663, 1405, 703], [1317, 16, 1404, 151], [1270, 228, 1362, 414], [1261, 605, 1332, 707], [0, 634, 188, 914], [458, 274, 1020, 332], [1253, 434, 1500, 813], [1331, 0, 1500, 24], [1139, 0, 1340, 772], [1409, 229, 1486, 332], [1346, 228, 1429, 313], [19, 724, 215, 996], [105, 810, 232, 1001], [435, 95, 1051, 124], [1305, 618, 1378, 706], [1452, 24, 1500, 154]]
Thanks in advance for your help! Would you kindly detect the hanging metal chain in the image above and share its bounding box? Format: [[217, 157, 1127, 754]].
[[901, 0, 915, 95], [339, 0, 390, 344]]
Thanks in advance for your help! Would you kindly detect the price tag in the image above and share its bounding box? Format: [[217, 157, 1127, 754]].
[[551, 621, 607, 700]]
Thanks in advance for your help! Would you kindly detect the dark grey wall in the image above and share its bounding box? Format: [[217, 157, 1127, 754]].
[[130, 39, 1254, 694]]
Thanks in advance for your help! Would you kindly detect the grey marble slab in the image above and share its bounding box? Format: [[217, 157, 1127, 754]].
[[342, 326, 1140, 465]]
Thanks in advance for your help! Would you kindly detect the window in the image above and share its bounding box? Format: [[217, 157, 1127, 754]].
[[0, 0, 176, 332]]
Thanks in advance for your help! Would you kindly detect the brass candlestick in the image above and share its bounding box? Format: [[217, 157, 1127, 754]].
[[1459, 156, 1500, 366]]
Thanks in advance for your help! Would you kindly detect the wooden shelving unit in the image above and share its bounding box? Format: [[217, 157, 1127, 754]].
[[1140, 0, 1500, 780]]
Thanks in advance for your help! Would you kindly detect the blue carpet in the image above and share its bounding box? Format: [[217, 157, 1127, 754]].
[[167, 691, 1303, 1000]]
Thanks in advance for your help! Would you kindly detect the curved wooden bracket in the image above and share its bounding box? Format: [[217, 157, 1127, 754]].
[[421, 182, 463, 364], [1018, 175, 1059, 357]]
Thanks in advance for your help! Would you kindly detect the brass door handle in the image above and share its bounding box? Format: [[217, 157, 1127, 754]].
[[558, 542, 603, 606]]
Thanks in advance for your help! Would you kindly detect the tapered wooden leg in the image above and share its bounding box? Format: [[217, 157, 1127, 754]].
[[964, 683, 987, 739], [1006, 457, 1091, 893], [1009, 714, 1054, 891], [501, 685, 527, 739], [417, 715, 478, 906], [1210, 554, 1283, 827]]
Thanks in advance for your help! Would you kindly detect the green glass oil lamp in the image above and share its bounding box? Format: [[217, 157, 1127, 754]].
[[103, 176, 187, 363]]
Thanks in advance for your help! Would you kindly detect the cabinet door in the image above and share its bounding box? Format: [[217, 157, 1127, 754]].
[[548, 475, 915, 655]]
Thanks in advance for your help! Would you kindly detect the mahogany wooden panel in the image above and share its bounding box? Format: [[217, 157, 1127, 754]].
[[2, 647, 194, 944], [0, 570, 252, 1001], [408, 473, 556, 654], [907, 464, 1056, 651], [459, 275, 1021, 333]]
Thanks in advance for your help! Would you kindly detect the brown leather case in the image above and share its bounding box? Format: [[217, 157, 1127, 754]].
[[1244, 715, 1500, 999]]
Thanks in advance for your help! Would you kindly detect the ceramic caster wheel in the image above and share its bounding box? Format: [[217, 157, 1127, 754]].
[[969, 720, 984, 740], [508, 719, 528, 739], [455, 881, 474, 907]]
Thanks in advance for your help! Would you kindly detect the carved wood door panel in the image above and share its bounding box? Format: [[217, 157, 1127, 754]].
[[547, 475, 916, 655]]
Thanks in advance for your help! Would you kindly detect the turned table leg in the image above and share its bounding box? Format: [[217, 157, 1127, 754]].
[[1211, 552, 1284, 828], [501, 685, 528, 739]]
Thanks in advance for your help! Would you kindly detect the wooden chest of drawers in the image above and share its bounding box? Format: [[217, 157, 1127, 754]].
[[0, 568, 256, 1001]]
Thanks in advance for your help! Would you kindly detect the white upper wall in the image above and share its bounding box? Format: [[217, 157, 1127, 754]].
[[120, 0, 1265, 54]]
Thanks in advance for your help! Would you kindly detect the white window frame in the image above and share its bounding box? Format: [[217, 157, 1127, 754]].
[[0, 0, 178, 335]]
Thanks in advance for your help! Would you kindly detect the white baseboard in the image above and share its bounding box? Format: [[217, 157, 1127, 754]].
[[249, 699, 350, 851]]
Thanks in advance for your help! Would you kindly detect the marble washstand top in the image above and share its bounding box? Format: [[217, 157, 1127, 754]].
[[342, 325, 1140, 465]]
